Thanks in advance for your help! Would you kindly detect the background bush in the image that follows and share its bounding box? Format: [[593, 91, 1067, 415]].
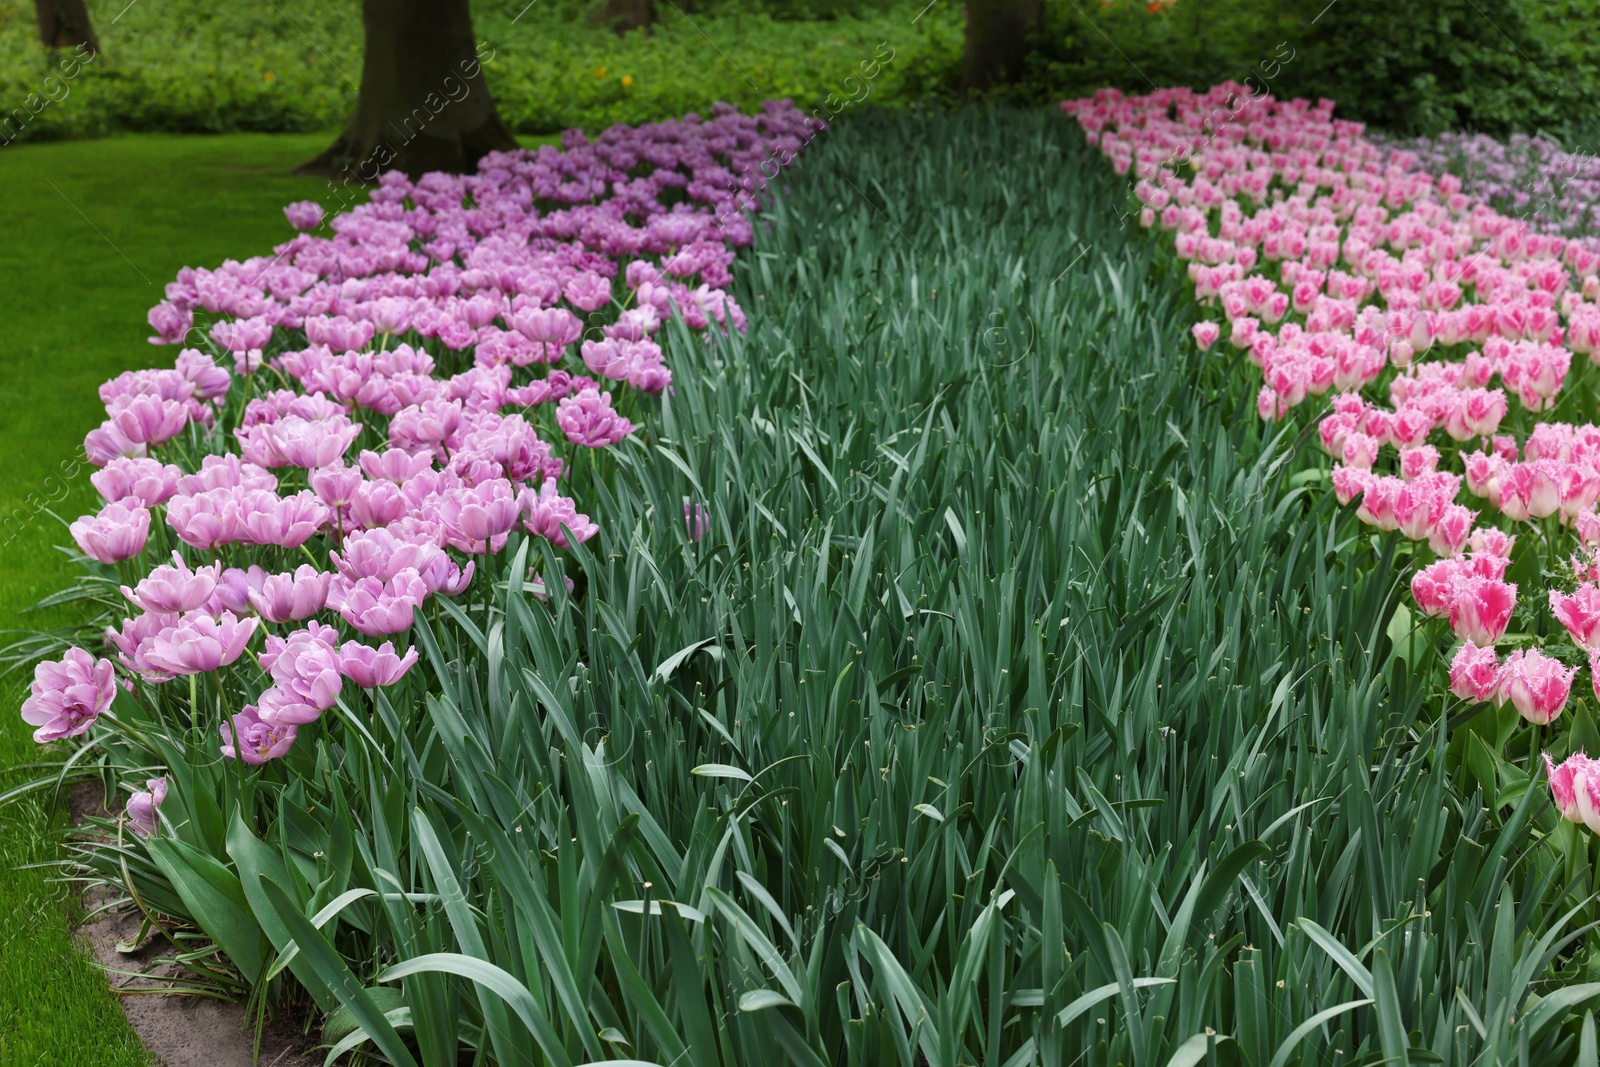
[[0, 0, 962, 143], [1020, 0, 1600, 138]]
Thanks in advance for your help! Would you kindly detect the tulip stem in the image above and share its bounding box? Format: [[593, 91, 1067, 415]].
[[189, 673, 199, 735]]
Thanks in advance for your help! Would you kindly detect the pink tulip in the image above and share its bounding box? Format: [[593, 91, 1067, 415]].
[[175, 348, 232, 401], [310, 464, 364, 510], [685, 501, 710, 542], [556, 389, 634, 448], [1449, 576, 1516, 647], [238, 490, 329, 549], [21, 648, 117, 743], [437, 480, 520, 554], [148, 301, 193, 345], [564, 271, 612, 312], [108, 394, 189, 446], [1411, 559, 1462, 618], [221, 704, 297, 764], [165, 486, 245, 551], [527, 572, 576, 601], [1551, 584, 1600, 651], [1449, 644, 1501, 703], [329, 570, 428, 636], [520, 478, 599, 547], [333, 527, 444, 583], [359, 447, 433, 484], [1548, 751, 1600, 835], [284, 200, 325, 231], [126, 777, 168, 838], [1501, 649, 1575, 725]]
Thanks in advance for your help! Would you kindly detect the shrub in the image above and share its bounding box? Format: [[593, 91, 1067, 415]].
[[1021, 0, 1600, 136], [0, 0, 962, 144]]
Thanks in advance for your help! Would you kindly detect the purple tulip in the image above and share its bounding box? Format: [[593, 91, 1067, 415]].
[[519, 478, 599, 547], [247, 564, 332, 623], [21, 648, 117, 743], [283, 200, 325, 231], [71, 501, 151, 564], [337, 639, 420, 688], [126, 777, 167, 838], [556, 389, 635, 449], [121, 552, 221, 614], [221, 704, 297, 764], [140, 611, 258, 676], [260, 623, 343, 710]]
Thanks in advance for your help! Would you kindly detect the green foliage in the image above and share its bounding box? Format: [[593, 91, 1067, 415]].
[[1021, 0, 1600, 136], [40, 107, 1600, 1063], [0, 0, 962, 144]]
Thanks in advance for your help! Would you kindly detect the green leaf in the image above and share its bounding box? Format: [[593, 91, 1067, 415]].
[[1164, 1032, 1232, 1067], [1297, 918, 1374, 998], [740, 989, 798, 1012], [258, 876, 418, 1067], [378, 953, 573, 1067], [691, 763, 753, 782], [1267, 1000, 1373, 1067], [143, 835, 267, 981]]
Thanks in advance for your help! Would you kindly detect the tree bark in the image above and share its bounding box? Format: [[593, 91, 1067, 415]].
[[594, 0, 655, 33], [961, 0, 1040, 94], [34, 0, 98, 54], [296, 0, 519, 180]]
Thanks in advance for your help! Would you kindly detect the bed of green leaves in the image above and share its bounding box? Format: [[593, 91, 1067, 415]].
[[33, 106, 1600, 1064], [0, 0, 961, 144]]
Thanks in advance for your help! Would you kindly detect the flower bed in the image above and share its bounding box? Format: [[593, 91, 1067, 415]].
[[1064, 84, 1600, 824], [18, 98, 816, 990], [1376, 131, 1600, 247]]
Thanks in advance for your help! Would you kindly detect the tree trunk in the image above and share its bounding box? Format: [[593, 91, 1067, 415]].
[[594, 0, 654, 33], [961, 0, 1040, 94], [296, 0, 518, 181], [34, 0, 98, 54]]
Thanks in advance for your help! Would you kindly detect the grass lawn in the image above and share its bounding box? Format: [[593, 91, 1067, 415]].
[[0, 129, 358, 1067]]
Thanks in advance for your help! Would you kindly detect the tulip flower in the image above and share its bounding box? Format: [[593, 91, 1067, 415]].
[[140, 611, 258, 676], [71, 501, 152, 564], [122, 552, 221, 614], [247, 565, 332, 623], [1500, 649, 1575, 725], [1449, 644, 1501, 703], [1551, 584, 1600, 651], [126, 777, 168, 838], [221, 705, 297, 764], [1449, 576, 1517, 648], [337, 640, 419, 688], [21, 648, 117, 743]]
